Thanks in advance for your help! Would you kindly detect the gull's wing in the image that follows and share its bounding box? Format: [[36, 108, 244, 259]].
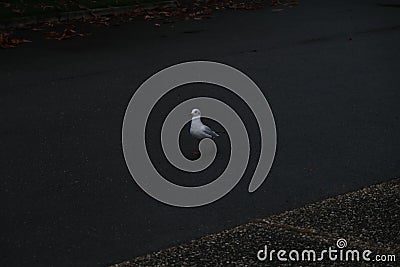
[[202, 125, 219, 137]]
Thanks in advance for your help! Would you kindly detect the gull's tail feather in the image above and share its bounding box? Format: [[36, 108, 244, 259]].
[[210, 131, 219, 138]]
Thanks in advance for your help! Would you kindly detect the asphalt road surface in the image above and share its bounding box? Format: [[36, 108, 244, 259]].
[[1, 0, 400, 266]]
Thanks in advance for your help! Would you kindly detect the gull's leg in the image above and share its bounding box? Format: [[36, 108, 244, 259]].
[[190, 138, 201, 156]]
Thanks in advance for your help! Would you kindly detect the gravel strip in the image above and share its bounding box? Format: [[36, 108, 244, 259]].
[[112, 178, 399, 266]]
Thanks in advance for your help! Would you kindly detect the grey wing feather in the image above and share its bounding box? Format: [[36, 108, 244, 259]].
[[203, 125, 219, 137]]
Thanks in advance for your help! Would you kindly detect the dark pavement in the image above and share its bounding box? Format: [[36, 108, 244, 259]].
[[1, 0, 400, 266]]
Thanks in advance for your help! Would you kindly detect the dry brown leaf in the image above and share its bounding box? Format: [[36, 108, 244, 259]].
[[78, 4, 88, 10], [2, 2, 11, 8], [58, 29, 87, 40], [0, 32, 31, 49], [46, 31, 59, 39], [12, 8, 23, 15], [10, 38, 31, 45], [40, 5, 55, 10]]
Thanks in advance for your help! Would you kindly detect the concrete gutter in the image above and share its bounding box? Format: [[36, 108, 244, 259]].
[[0, 1, 176, 30], [113, 178, 400, 266]]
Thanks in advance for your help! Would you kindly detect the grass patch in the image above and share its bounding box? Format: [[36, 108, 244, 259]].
[[0, 0, 167, 20]]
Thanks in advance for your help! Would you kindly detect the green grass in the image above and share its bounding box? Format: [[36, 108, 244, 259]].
[[0, 0, 166, 20]]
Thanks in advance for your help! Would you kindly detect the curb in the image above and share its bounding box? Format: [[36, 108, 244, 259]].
[[0, 1, 176, 30], [112, 178, 400, 266]]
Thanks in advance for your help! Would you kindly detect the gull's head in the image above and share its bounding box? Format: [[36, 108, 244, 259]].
[[191, 108, 201, 118]]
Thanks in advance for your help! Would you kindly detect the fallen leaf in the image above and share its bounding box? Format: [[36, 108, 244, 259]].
[[10, 38, 31, 45], [53, 28, 89, 40], [2, 2, 11, 8], [0, 32, 31, 48], [40, 5, 55, 10], [78, 4, 88, 10], [45, 31, 59, 39], [12, 8, 23, 15]]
